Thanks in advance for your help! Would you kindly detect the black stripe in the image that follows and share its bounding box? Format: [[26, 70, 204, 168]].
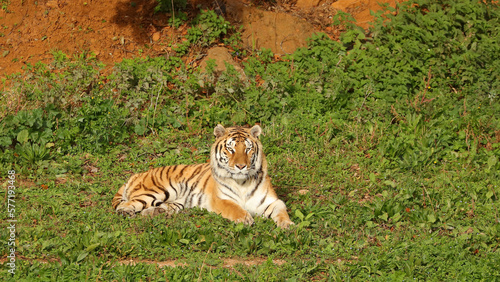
[[178, 165, 189, 178], [258, 195, 266, 207], [141, 185, 156, 193], [163, 190, 170, 201], [151, 172, 160, 187], [256, 169, 263, 180], [137, 193, 157, 200], [112, 198, 124, 209], [248, 184, 259, 198], [191, 167, 210, 189], [135, 199, 147, 208], [195, 166, 210, 181], [168, 178, 178, 198], [141, 183, 158, 193], [197, 194, 204, 207], [218, 181, 239, 198], [268, 206, 277, 218], [201, 175, 210, 191], [219, 189, 239, 202], [165, 165, 174, 176], [217, 162, 234, 175], [191, 180, 200, 190], [171, 165, 179, 173], [186, 165, 203, 183], [173, 202, 184, 210], [128, 175, 141, 189], [263, 202, 274, 218], [159, 166, 167, 181], [248, 173, 264, 198], [153, 200, 164, 207], [129, 181, 143, 194], [180, 182, 189, 198], [188, 181, 197, 195], [186, 193, 195, 208], [211, 168, 223, 179]]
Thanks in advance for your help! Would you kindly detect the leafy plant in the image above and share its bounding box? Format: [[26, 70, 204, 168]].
[[154, 0, 187, 13], [57, 96, 131, 154], [188, 10, 232, 47], [9, 51, 104, 111], [0, 107, 59, 168], [168, 11, 188, 28]]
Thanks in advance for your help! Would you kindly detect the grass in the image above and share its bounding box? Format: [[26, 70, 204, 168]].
[[1, 0, 500, 280]]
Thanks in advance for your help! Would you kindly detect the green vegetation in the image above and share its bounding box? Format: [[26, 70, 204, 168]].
[[1, 0, 500, 280], [154, 0, 187, 13], [1, 0, 10, 12]]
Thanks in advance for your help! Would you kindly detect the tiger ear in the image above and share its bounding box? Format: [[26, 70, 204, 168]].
[[214, 124, 226, 138], [250, 124, 262, 138]]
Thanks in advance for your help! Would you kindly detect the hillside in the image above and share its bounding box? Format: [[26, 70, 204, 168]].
[[0, 0, 398, 77]]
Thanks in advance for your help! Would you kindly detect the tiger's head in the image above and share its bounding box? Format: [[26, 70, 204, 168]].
[[211, 124, 266, 181]]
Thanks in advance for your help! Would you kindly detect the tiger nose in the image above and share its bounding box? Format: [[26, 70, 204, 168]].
[[235, 164, 246, 170]]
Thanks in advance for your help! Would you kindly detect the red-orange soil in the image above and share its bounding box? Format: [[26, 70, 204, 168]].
[[0, 0, 401, 78]]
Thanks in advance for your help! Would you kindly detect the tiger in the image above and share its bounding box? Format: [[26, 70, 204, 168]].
[[112, 124, 294, 228]]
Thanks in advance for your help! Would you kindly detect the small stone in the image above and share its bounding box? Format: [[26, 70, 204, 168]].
[[198, 47, 246, 79], [46, 1, 59, 8], [295, 0, 321, 8], [152, 32, 161, 41]]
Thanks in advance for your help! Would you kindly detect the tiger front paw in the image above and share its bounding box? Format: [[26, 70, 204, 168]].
[[140, 207, 165, 217], [116, 206, 137, 217], [277, 219, 295, 229], [234, 212, 255, 226], [140, 206, 175, 218]]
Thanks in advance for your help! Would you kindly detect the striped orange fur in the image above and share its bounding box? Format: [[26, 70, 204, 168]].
[[112, 124, 294, 228]]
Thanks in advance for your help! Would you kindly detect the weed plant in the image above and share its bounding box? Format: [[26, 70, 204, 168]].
[[154, 0, 187, 13], [1, 0, 500, 280]]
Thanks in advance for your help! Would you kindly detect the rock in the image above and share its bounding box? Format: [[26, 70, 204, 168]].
[[152, 32, 161, 42], [331, 0, 403, 29], [330, 0, 354, 12], [46, 1, 59, 8], [241, 8, 315, 55], [295, 0, 322, 8], [199, 47, 245, 78], [91, 49, 100, 56]]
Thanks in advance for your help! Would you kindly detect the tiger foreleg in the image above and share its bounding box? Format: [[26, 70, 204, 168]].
[[263, 200, 294, 229], [116, 203, 138, 217], [214, 199, 255, 225], [140, 202, 184, 217]]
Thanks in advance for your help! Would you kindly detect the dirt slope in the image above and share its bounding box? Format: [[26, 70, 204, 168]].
[[0, 0, 401, 77]]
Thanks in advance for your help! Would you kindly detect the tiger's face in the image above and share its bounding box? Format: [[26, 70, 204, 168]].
[[211, 124, 263, 180]]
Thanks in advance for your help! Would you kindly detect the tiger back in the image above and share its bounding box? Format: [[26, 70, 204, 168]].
[[112, 124, 294, 228]]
